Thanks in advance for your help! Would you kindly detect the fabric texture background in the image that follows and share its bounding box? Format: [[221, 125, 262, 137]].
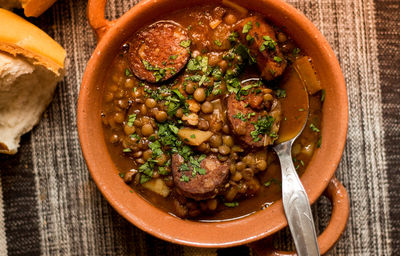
[[0, 0, 398, 255]]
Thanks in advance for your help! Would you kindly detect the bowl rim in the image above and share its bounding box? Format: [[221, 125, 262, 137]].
[[78, 0, 348, 247]]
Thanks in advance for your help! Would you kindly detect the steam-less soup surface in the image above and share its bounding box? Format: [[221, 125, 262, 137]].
[[101, 3, 323, 221]]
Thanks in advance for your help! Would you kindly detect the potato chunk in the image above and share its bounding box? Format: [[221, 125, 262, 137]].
[[141, 178, 170, 197], [178, 128, 213, 146], [293, 57, 322, 95]]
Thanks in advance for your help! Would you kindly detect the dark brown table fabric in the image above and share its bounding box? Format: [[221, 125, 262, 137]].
[[0, 0, 398, 255]]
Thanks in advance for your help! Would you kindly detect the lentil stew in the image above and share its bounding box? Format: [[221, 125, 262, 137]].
[[100, 2, 323, 221]]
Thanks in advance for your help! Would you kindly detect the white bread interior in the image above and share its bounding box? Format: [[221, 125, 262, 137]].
[[0, 51, 63, 154]]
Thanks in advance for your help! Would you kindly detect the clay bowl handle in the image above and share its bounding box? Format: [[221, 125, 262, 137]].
[[87, 0, 113, 40], [249, 177, 350, 255]]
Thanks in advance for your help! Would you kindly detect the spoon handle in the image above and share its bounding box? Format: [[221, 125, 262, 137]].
[[274, 141, 320, 256]]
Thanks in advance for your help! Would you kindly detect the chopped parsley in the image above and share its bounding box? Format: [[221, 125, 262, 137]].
[[212, 67, 223, 81], [264, 180, 272, 187], [169, 55, 178, 60], [293, 47, 301, 56], [273, 56, 283, 63], [250, 116, 275, 142], [224, 202, 239, 207], [190, 134, 196, 139], [310, 123, 320, 133], [233, 112, 256, 121], [275, 89, 286, 98], [317, 135, 322, 148], [212, 81, 223, 95], [178, 154, 207, 182], [141, 60, 166, 82], [130, 134, 141, 140], [186, 56, 208, 72], [165, 88, 189, 116], [123, 148, 132, 153], [237, 81, 261, 98], [242, 21, 253, 34], [180, 39, 191, 48], [127, 114, 136, 127], [214, 40, 222, 47], [321, 89, 326, 102], [246, 34, 254, 44], [140, 175, 152, 184], [180, 174, 190, 182], [235, 44, 257, 65], [226, 77, 241, 94], [259, 36, 277, 52], [125, 68, 133, 77], [255, 21, 260, 27], [228, 31, 239, 42]]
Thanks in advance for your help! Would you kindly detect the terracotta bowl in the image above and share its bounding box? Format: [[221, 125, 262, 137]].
[[78, 0, 349, 254]]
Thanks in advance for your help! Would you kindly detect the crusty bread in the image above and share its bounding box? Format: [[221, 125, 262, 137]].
[[0, 8, 65, 154], [0, 0, 57, 17], [0, 51, 63, 154]]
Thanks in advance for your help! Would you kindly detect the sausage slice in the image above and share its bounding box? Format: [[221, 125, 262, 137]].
[[172, 154, 229, 201], [235, 16, 287, 80], [227, 90, 281, 147], [128, 21, 190, 83]]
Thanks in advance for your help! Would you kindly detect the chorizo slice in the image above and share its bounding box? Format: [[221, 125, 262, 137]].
[[235, 16, 287, 80], [128, 21, 190, 83], [171, 154, 229, 201], [227, 89, 281, 147]]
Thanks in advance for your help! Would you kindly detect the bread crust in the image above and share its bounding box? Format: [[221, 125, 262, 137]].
[[0, 42, 64, 75], [23, 0, 58, 17]]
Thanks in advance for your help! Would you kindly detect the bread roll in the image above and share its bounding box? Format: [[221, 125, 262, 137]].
[[0, 8, 66, 154], [0, 0, 57, 17]]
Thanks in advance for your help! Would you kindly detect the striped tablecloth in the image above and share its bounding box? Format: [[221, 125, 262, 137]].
[[0, 0, 398, 255]]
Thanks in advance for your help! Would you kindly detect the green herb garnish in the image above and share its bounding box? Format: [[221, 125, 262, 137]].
[[224, 202, 239, 207], [242, 21, 253, 34], [321, 89, 326, 102], [214, 40, 222, 47], [125, 68, 133, 77], [275, 89, 286, 98], [310, 123, 320, 133], [273, 56, 283, 63], [127, 114, 136, 127], [180, 39, 191, 48], [259, 36, 277, 52], [250, 116, 275, 142]]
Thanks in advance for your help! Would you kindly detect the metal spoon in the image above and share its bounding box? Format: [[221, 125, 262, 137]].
[[241, 76, 319, 255], [273, 69, 320, 255]]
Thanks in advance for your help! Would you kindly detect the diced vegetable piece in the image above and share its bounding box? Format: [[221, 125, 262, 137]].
[[209, 19, 222, 29], [293, 56, 322, 95], [211, 99, 225, 121], [178, 128, 213, 146], [222, 0, 248, 15], [141, 178, 170, 197]]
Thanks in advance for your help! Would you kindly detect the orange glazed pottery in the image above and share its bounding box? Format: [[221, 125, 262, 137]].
[[78, 0, 349, 254]]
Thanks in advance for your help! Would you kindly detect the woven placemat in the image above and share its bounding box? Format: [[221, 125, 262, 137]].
[[0, 0, 398, 255]]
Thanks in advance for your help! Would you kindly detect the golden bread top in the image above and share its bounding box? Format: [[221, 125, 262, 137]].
[[0, 8, 65, 74]]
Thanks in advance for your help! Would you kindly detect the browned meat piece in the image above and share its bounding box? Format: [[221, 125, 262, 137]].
[[128, 21, 190, 83], [171, 154, 229, 201], [235, 16, 286, 80], [227, 92, 281, 147]]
